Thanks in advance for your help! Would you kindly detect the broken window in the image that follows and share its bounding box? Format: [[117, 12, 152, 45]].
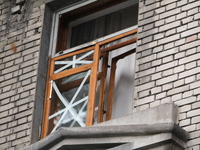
[[41, 0, 138, 138]]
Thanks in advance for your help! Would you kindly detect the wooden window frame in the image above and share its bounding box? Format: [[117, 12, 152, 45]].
[[41, 0, 138, 139]]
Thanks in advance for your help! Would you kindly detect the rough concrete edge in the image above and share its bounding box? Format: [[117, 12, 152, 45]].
[[96, 102, 179, 126], [24, 123, 188, 150], [30, 4, 53, 144]]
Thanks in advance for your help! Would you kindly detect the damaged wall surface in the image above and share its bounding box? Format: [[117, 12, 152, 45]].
[[0, 0, 200, 150]]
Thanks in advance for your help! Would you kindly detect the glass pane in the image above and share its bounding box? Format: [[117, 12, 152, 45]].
[[70, 4, 138, 47], [54, 50, 94, 74], [61, 71, 89, 85]]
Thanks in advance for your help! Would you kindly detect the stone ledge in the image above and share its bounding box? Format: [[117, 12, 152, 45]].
[[25, 103, 188, 150], [24, 123, 188, 150]]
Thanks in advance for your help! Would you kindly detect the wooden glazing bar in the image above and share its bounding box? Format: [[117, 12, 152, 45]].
[[50, 63, 92, 81], [52, 46, 95, 61], [106, 59, 117, 121], [98, 28, 137, 46], [59, 72, 103, 92], [113, 48, 136, 61], [84, 37, 137, 60], [86, 44, 100, 126], [101, 38, 137, 53], [97, 52, 108, 123], [40, 56, 52, 139]]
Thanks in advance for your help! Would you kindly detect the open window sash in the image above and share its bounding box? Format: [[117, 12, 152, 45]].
[[41, 27, 137, 138]]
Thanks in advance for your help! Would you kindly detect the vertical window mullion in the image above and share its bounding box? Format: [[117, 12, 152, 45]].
[[86, 44, 100, 126]]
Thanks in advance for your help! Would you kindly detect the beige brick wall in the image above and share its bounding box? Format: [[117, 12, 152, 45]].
[[135, 0, 200, 149], [0, 0, 45, 149]]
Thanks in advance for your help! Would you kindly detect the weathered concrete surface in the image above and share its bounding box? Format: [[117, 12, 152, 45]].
[[24, 103, 188, 150], [96, 102, 179, 126]]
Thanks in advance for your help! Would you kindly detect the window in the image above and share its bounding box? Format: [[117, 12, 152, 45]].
[[41, 0, 138, 138]]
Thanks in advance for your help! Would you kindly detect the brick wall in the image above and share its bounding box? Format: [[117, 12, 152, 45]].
[[0, 0, 46, 149], [1, 0, 200, 149], [135, 0, 200, 149]]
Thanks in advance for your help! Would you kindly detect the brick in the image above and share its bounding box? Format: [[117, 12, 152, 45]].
[[177, 25, 187, 33], [179, 67, 200, 79], [2, 65, 19, 74], [18, 117, 27, 125], [181, 16, 194, 24], [137, 41, 157, 52], [168, 85, 190, 96], [1, 90, 16, 100], [11, 5, 21, 14], [15, 109, 32, 120], [135, 95, 154, 106], [156, 60, 178, 72], [163, 83, 173, 91], [151, 59, 161, 67], [159, 21, 180, 32], [174, 65, 184, 73], [156, 74, 178, 86], [174, 96, 196, 106], [162, 69, 173, 76], [154, 33, 164, 40], [158, 47, 178, 59], [156, 92, 166, 99], [139, 90, 150, 98], [139, 63, 151, 71], [0, 116, 13, 125], [161, 97, 171, 104], [165, 29, 176, 37], [160, 8, 181, 19], [176, 12, 187, 20], [151, 86, 161, 94], [165, 16, 175, 23], [19, 71, 37, 81], [140, 2, 160, 14], [180, 105, 191, 113], [137, 76, 151, 85], [194, 13, 200, 20], [186, 62, 196, 70], [152, 72, 162, 80], [155, 19, 165, 27], [186, 48, 196, 56], [135, 81, 155, 92], [138, 54, 156, 64], [138, 28, 158, 39], [181, 27, 200, 38], [188, 21, 198, 29], [17, 83, 36, 93], [192, 116, 200, 124], [12, 136, 30, 146], [186, 35, 197, 43], [182, 1, 200, 11], [164, 42, 174, 50], [161, 0, 178, 6], [177, 0, 187, 7], [188, 137, 200, 147], [179, 113, 186, 120], [190, 81, 200, 89], [187, 109, 200, 118], [192, 102, 200, 109], [172, 93, 182, 101], [142, 36, 152, 44], [158, 34, 180, 45], [183, 91, 193, 98], [174, 79, 184, 87], [141, 49, 152, 57], [166, 2, 176, 10], [179, 119, 190, 127]]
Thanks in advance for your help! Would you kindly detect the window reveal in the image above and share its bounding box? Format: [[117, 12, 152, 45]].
[[41, 0, 138, 139]]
